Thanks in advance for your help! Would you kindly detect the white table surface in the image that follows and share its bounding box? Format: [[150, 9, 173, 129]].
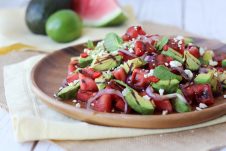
[[0, 109, 64, 151]]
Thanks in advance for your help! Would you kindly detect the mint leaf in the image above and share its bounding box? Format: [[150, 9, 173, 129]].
[[86, 40, 95, 49], [104, 32, 123, 52]]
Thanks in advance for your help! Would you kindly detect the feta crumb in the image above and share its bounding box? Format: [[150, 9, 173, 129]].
[[175, 35, 184, 40], [169, 60, 182, 68], [224, 95, 226, 99], [111, 109, 115, 112], [144, 69, 154, 78], [199, 103, 208, 109], [72, 100, 77, 103], [159, 89, 164, 96], [199, 47, 205, 56], [128, 48, 134, 53], [214, 72, 218, 77], [143, 95, 151, 100], [53, 93, 57, 97], [73, 79, 79, 84], [209, 60, 218, 66], [184, 69, 193, 79], [59, 87, 63, 90], [196, 107, 202, 111], [84, 48, 90, 54], [91, 103, 94, 107], [162, 110, 168, 115], [165, 63, 169, 66], [68, 82, 74, 86], [122, 88, 129, 96], [75, 103, 81, 108]]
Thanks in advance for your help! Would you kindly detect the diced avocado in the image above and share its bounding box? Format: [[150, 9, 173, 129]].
[[151, 79, 180, 93], [86, 40, 95, 49], [203, 50, 214, 65], [184, 51, 201, 71], [217, 71, 226, 85], [79, 56, 93, 68], [156, 36, 168, 51], [194, 72, 218, 92], [194, 73, 213, 84], [91, 54, 122, 71], [222, 59, 226, 67], [173, 89, 190, 113], [161, 48, 184, 63], [57, 81, 80, 99], [114, 80, 155, 114], [153, 65, 182, 81], [95, 72, 113, 90], [121, 58, 146, 73], [184, 37, 193, 46], [122, 87, 154, 115]]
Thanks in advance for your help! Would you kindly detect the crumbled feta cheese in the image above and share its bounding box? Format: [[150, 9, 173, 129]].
[[91, 103, 94, 107], [199, 103, 208, 109], [59, 87, 63, 90], [128, 48, 134, 53], [72, 100, 77, 103], [177, 40, 183, 49], [111, 109, 115, 112], [175, 35, 184, 40], [199, 47, 205, 56], [143, 95, 151, 100], [196, 107, 202, 111], [84, 48, 91, 54], [169, 60, 182, 68], [159, 89, 164, 96], [162, 110, 168, 115], [209, 60, 218, 66], [165, 63, 169, 66], [73, 79, 79, 84], [53, 93, 57, 97], [184, 69, 193, 79], [214, 72, 218, 77], [75, 103, 81, 108], [224, 95, 226, 99], [68, 82, 74, 86], [144, 69, 154, 78], [122, 88, 129, 96]]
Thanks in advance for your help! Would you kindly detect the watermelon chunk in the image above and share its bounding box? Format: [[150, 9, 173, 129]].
[[72, 0, 127, 27]]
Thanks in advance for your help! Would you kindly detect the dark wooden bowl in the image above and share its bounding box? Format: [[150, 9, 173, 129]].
[[31, 37, 226, 129]]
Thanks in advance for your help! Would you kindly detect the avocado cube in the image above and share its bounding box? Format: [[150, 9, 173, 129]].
[[152, 79, 180, 93], [57, 82, 80, 99], [203, 50, 214, 65], [79, 56, 93, 68], [222, 59, 226, 67], [173, 89, 190, 113], [95, 72, 112, 90], [194, 73, 213, 84], [184, 51, 201, 71], [161, 48, 184, 63], [121, 58, 146, 73]]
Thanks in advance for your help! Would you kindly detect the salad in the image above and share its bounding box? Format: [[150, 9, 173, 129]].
[[55, 26, 226, 115]]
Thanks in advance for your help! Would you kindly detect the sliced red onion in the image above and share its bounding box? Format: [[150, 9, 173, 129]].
[[118, 49, 136, 57], [87, 89, 128, 113], [145, 86, 188, 104], [144, 55, 156, 62], [171, 67, 191, 81], [199, 68, 209, 74]]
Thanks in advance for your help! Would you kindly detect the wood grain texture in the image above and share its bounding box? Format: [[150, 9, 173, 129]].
[[31, 37, 226, 129]]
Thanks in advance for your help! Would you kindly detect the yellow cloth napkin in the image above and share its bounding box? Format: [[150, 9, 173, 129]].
[[0, 8, 136, 54], [3, 55, 226, 142]]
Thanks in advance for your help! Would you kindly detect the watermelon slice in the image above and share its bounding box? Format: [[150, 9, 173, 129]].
[[72, 0, 127, 27]]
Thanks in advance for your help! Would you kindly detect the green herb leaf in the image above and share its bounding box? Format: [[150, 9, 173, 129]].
[[86, 40, 95, 49], [104, 32, 123, 52]]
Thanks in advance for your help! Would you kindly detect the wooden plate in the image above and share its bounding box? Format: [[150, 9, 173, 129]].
[[31, 37, 226, 129]]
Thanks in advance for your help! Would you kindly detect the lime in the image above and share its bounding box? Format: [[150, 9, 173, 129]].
[[46, 10, 82, 43]]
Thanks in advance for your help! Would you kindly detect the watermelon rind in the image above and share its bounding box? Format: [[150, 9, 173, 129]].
[[83, 8, 127, 27]]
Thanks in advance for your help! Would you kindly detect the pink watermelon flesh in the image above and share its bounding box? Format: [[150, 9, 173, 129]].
[[72, 0, 125, 26]]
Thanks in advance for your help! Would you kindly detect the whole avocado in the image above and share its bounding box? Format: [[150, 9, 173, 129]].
[[25, 0, 71, 35]]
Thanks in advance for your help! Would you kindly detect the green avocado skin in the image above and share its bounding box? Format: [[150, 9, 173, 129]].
[[25, 0, 71, 35]]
